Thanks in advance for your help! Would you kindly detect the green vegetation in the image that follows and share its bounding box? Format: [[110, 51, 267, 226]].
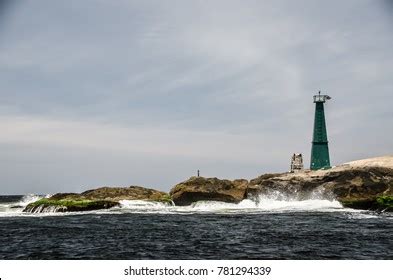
[[341, 196, 393, 212], [376, 196, 393, 211], [154, 194, 173, 204], [31, 198, 93, 207]]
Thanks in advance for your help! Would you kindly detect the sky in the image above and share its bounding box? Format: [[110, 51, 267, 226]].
[[0, 0, 392, 194]]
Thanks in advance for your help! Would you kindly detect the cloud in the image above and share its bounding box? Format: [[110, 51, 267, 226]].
[[0, 114, 287, 161], [0, 0, 392, 193], [0, 114, 294, 193]]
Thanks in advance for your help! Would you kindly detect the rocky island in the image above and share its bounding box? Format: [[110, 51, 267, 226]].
[[24, 156, 393, 213], [170, 177, 248, 206], [23, 186, 171, 213], [247, 156, 393, 211]]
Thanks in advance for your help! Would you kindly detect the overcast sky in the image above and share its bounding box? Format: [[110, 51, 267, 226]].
[[1, 0, 392, 194]]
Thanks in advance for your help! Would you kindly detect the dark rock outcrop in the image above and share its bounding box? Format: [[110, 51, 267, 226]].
[[80, 186, 170, 202], [247, 166, 393, 211], [170, 176, 248, 206], [24, 199, 119, 213], [168, 156, 393, 211], [24, 186, 171, 213]]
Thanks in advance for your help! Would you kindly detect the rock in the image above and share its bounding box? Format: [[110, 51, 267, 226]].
[[247, 156, 393, 211], [339, 196, 393, 212], [24, 198, 119, 213], [340, 155, 393, 169], [170, 176, 248, 206], [248, 167, 393, 200], [81, 186, 171, 203], [23, 186, 171, 213]]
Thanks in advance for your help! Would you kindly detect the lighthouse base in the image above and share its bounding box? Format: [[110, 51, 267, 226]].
[[310, 142, 331, 170]]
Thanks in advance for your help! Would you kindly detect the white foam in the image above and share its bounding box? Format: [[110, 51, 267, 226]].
[[0, 194, 373, 217], [119, 200, 172, 209], [16, 194, 44, 207], [253, 197, 344, 212], [171, 196, 345, 213], [0, 194, 45, 216]]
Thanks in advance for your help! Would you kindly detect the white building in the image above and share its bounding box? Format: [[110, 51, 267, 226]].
[[290, 153, 304, 173]]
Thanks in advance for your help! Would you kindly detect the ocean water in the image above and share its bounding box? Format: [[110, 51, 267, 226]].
[[0, 195, 392, 259]]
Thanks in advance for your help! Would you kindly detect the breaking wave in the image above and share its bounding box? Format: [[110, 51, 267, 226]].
[[0, 192, 378, 217], [16, 194, 46, 207], [0, 194, 45, 216], [0, 194, 43, 208], [116, 194, 347, 214]]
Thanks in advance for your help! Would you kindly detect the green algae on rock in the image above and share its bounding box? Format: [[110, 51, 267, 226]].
[[25, 198, 119, 213], [23, 186, 171, 213], [340, 196, 393, 212]]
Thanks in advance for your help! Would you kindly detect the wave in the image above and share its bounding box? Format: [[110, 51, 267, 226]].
[[0, 193, 383, 218], [16, 194, 46, 207], [119, 200, 172, 209], [116, 195, 346, 214], [0, 194, 44, 214]]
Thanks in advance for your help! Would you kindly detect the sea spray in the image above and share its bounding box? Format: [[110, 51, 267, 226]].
[[185, 195, 343, 212], [0, 193, 352, 217], [16, 194, 45, 207], [0, 194, 44, 214], [24, 204, 67, 213], [244, 189, 343, 211], [119, 200, 172, 209], [118, 194, 344, 214]]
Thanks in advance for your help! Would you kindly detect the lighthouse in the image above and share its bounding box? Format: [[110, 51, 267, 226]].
[[310, 91, 331, 170]]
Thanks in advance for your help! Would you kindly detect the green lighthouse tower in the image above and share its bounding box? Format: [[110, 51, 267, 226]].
[[310, 91, 331, 170]]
